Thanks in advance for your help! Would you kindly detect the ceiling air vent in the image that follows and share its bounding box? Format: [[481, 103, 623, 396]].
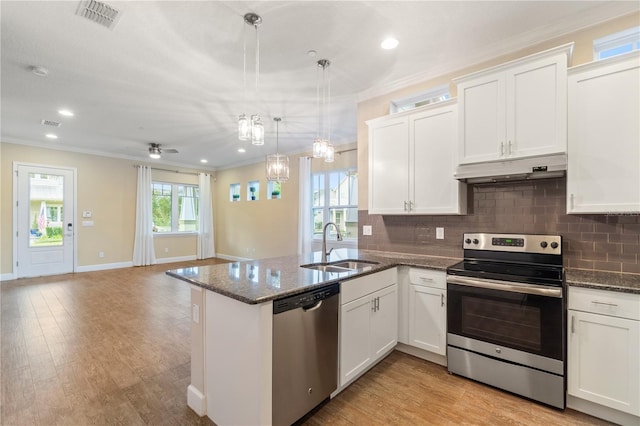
[[41, 119, 61, 127], [76, 0, 121, 30]]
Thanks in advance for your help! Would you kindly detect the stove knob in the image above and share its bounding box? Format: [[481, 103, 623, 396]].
[[465, 238, 471, 244], [473, 239, 479, 245], [550, 241, 559, 249], [540, 241, 548, 248]]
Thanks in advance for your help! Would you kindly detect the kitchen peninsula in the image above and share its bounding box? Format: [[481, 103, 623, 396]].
[[167, 248, 640, 425]]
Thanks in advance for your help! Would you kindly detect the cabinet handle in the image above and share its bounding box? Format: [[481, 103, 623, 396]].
[[408, 201, 413, 212], [591, 300, 618, 307], [570, 193, 575, 210], [500, 142, 504, 156], [376, 297, 380, 311], [508, 141, 512, 155], [441, 293, 445, 307], [419, 276, 434, 282], [403, 201, 408, 212], [571, 315, 575, 334]]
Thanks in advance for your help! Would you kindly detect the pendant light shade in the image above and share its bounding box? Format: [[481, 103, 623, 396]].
[[238, 13, 263, 145], [312, 59, 334, 162], [266, 117, 290, 182]]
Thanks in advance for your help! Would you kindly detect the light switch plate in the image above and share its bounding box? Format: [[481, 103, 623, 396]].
[[436, 227, 445, 240], [82, 220, 94, 227], [363, 225, 372, 236]]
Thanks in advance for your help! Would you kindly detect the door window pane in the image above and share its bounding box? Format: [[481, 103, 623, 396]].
[[29, 173, 64, 247]]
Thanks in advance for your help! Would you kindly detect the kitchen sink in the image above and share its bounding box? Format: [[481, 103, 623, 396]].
[[301, 264, 354, 273], [300, 259, 380, 273]]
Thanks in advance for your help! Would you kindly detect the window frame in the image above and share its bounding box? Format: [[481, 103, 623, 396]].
[[311, 168, 358, 244], [152, 181, 199, 234], [593, 26, 640, 60]]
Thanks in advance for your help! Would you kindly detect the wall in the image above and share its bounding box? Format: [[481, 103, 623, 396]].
[[359, 179, 640, 273], [357, 12, 640, 273], [214, 143, 357, 259], [0, 142, 212, 275]]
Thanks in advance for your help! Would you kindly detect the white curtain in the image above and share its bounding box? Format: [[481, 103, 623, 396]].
[[298, 157, 312, 255], [133, 165, 156, 266], [197, 173, 215, 259]]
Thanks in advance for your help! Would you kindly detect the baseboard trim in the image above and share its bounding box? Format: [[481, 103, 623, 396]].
[[215, 253, 253, 262], [155, 255, 197, 264], [0, 272, 16, 282], [76, 261, 134, 273], [187, 384, 206, 416]]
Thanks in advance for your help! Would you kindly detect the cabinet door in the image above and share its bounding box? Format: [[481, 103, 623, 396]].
[[411, 104, 465, 214], [567, 54, 640, 213], [568, 310, 640, 416], [340, 295, 372, 386], [458, 72, 505, 164], [506, 55, 567, 158], [370, 285, 398, 360], [368, 116, 410, 214], [408, 284, 446, 355]]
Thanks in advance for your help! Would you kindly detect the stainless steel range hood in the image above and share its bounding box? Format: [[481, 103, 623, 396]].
[[454, 153, 566, 183]]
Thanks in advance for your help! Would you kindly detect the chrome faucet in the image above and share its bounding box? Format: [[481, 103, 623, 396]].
[[321, 222, 343, 264]]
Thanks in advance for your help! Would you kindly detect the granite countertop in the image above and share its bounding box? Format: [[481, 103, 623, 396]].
[[565, 269, 640, 295], [166, 248, 459, 304], [166, 248, 640, 304]]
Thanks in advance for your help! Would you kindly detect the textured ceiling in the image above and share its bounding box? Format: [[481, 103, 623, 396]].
[[2, 1, 638, 169]]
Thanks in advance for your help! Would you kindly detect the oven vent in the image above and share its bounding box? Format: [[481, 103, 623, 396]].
[[41, 119, 61, 127], [76, 0, 122, 30]]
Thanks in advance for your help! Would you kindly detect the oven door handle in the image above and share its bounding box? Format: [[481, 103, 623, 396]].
[[446, 276, 563, 298]]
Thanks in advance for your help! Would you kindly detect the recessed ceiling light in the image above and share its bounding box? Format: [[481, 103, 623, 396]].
[[238, 148, 246, 153], [200, 159, 208, 163], [381, 37, 399, 50], [58, 109, 74, 117], [45, 133, 58, 139]]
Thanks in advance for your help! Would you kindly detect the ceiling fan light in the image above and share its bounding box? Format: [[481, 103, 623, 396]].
[[238, 114, 250, 141], [149, 145, 161, 159], [251, 115, 264, 145]]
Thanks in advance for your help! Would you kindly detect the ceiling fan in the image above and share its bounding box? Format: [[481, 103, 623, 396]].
[[148, 143, 178, 159]]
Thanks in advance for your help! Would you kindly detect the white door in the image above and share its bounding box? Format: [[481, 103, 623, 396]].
[[340, 295, 373, 387], [370, 284, 398, 360], [15, 164, 75, 277], [408, 284, 446, 355]]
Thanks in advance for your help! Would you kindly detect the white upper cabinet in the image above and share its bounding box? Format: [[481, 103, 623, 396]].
[[367, 100, 466, 215], [455, 43, 572, 165], [567, 51, 640, 214]]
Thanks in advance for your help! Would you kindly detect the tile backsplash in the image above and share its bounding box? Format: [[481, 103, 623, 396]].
[[358, 178, 640, 274]]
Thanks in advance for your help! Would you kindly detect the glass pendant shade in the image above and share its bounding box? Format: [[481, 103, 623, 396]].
[[266, 153, 290, 182], [238, 114, 250, 141], [251, 115, 264, 145], [312, 138, 328, 158], [324, 144, 335, 163]]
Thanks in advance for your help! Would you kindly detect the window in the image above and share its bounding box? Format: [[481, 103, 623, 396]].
[[312, 169, 358, 241], [390, 85, 451, 114], [594, 26, 640, 60], [152, 182, 199, 233]]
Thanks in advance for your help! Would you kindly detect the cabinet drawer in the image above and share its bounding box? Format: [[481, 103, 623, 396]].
[[341, 268, 397, 305], [569, 286, 640, 321], [409, 268, 445, 289]]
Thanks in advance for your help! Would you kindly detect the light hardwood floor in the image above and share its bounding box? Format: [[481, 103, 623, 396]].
[[1, 261, 612, 425]]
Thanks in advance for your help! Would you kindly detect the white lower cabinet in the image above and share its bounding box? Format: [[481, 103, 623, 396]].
[[340, 268, 397, 387], [568, 287, 640, 419], [408, 269, 447, 356]]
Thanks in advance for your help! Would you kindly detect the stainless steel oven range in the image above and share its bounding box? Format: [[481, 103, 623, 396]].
[[446, 233, 565, 409]]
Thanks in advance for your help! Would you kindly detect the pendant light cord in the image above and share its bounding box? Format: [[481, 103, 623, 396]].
[[255, 24, 259, 99]]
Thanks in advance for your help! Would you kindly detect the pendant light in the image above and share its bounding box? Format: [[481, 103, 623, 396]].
[[238, 12, 264, 145], [266, 117, 290, 182], [312, 59, 334, 162]]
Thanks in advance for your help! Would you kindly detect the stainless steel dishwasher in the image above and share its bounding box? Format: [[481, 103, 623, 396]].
[[272, 283, 340, 426]]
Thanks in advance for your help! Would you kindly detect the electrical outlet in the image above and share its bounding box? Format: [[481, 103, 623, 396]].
[[82, 211, 92, 218], [164, 247, 169, 253], [363, 225, 372, 236], [436, 227, 445, 240], [98, 251, 104, 258]]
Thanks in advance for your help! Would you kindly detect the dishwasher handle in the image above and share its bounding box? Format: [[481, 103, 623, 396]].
[[303, 300, 323, 312]]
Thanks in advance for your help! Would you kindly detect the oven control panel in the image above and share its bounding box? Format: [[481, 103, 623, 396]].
[[462, 233, 561, 254]]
